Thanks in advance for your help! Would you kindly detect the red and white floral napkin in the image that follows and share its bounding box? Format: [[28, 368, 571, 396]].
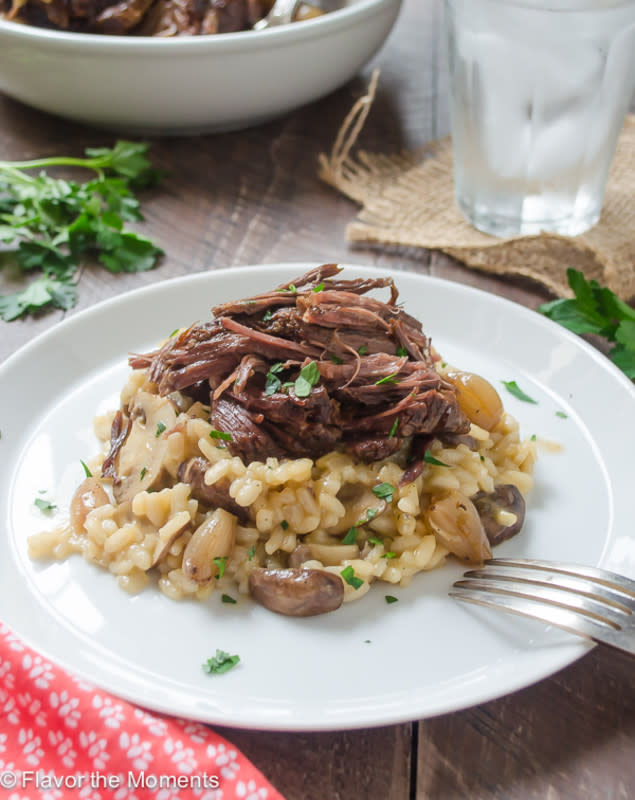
[[0, 623, 286, 800]]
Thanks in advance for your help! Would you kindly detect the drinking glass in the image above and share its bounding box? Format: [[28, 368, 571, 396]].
[[444, 0, 635, 238]]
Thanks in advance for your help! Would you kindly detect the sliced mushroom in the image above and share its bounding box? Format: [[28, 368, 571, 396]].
[[177, 457, 248, 521], [472, 484, 526, 546], [182, 508, 236, 584], [288, 543, 312, 569], [70, 477, 110, 534], [426, 489, 492, 563], [113, 391, 178, 503], [248, 568, 344, 616], [151, 510, 192, 566], [327, 483, 387, 535]]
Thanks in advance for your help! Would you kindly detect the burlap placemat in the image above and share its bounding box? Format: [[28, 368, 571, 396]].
[[319, 71, 635, 301]]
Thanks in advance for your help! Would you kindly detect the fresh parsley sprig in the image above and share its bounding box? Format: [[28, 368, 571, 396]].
[[0, 141, 163, 321], [539, 268, 635, 380]]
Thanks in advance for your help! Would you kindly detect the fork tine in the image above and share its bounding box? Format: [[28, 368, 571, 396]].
[[449, 585, 618, 648], [462, 566, 633, 614], [486, 558, 635, 599], [452, 577, 628, 629]]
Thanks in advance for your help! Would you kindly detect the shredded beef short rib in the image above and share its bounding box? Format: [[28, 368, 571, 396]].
[[129, 265, 470, 463]]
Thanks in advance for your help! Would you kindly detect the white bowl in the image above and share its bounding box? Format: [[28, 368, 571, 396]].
[[0, 0, 401, 134]]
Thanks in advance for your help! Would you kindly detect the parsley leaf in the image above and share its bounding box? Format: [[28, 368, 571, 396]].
[[221, 594, 237, 604], [396, 346, 408, 357], [358, 345, 368, 355], [340, 565, 363, 590], [202, 649, 240, 675], [539, 268, 635, 380], [80, 460, 93, 478], [389, 417, 399, 438], [555, 411, 568, 419], [264, 362, 285, 396], [0, 276, 77, 321], [294, 360, 321, 398], [0, 142, 162, 321], [375, 373, 399, 386], [34, 497, 56, 512], [331, 354, 343, 365], [247, 545, 256, 561], [209, 429, 232, 442], [501, 380, 538, 404], [341, 527, 358, 545], [423, 449, 452, 467], [213, 556, 228, 579], [372, 482, 396, 503], [155, 421, 167, 437], [385, 595, 399, 604]]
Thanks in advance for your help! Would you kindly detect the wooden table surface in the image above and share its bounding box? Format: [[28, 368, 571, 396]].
[[1, 0, 634, 797]]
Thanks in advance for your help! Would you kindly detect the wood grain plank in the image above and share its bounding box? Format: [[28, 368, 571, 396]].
[[417, 647, 635, 799], [216, 723, 413, 800]]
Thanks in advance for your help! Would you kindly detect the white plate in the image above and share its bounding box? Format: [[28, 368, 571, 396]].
[[1, 264, 634, 731]]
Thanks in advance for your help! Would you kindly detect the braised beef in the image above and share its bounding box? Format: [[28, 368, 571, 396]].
[[130, 265, 471, 463], [4, 0, 270, 35]]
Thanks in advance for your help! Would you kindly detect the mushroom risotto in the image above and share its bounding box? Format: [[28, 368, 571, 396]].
[[29, 265, 537, 616]]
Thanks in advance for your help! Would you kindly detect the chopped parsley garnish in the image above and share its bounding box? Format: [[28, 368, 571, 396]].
[[539, 268, 635, 379], [358, 345, 368, 355], [169, 328, 179, 337], [262, 309, 273, 322], [155, 421, 167, 437], [340, 565, 363, 590], [80, 460, 92, 478], [213, 556, 228, 579], [375, 373, 399, 386], [331, 354, 343, 365], [313, 283, 325, 292], [385, 595, 399, 604], [202, 649, 240, 675], [341, 527, 358, 545], [423, 449, 451, 467], [294, 360, 321, 398], [365, 508, 379, 521], [501, 380, 538, 404], [530, 434, 537, 441], [480, 454, 486, 462], [372, 482, 396, 503], [368, 535, 385, 547], [140, 466, 147, 480], [264, 362, 285, 396], [221, 594, 237, 604], [389, 418, 399, 438], [0, 141, 163, 321], [382, 551, 397, 560], [556, 411, 568, 418], [396, 346, 408, 357], [288, 283, 297, 294], [34, 497, 56, 513], [281, 520, 289, 531], [209, 429, 232, 442], [247, 545, 256, 561]]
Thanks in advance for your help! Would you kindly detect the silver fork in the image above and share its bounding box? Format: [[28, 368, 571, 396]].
[[450, 558, 635, 656]]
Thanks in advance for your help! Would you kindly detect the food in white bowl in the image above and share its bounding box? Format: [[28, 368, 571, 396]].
[[29, 265, 537, 617], [2, 0, 325, 36], [0, 0, 402, 133]]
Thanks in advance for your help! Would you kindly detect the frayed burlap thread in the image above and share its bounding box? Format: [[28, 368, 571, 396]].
[[319, 72, 635, 301]]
